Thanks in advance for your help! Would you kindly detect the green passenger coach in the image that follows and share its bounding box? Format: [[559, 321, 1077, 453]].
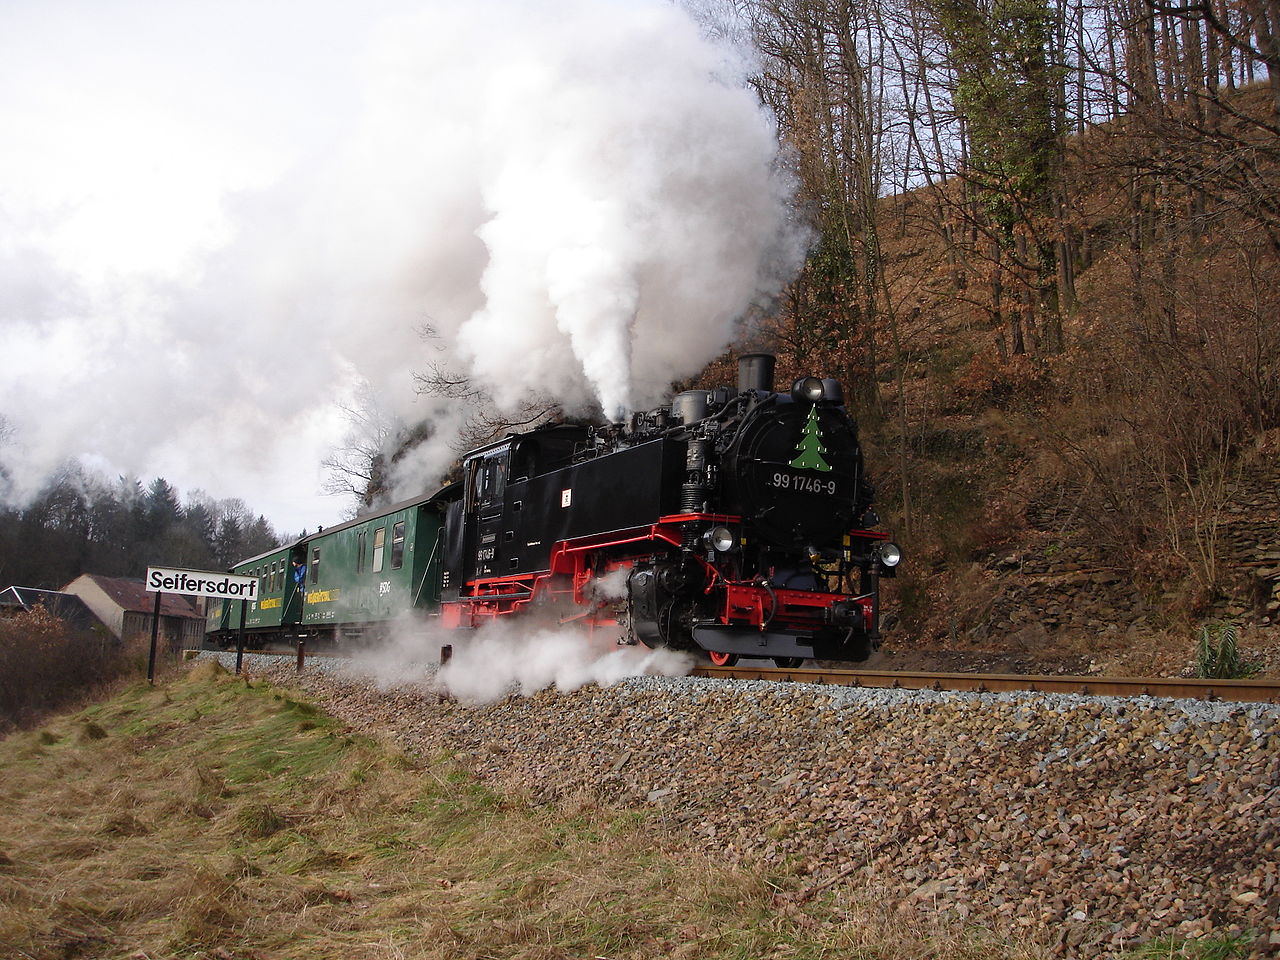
[[205, 542, 305, 645], [205, 490, 450, 649], [299, 493, 446, 638]]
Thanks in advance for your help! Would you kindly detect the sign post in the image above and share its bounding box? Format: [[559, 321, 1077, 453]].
[[144, 567, 260, 683], [147, 591, 162, 684], [235, 600, 248, 676]]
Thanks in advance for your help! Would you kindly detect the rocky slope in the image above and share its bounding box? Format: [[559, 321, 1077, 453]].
[[890, 439, 1280, 680]]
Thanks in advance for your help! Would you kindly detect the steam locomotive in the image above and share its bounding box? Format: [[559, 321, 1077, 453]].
[[207, 353, 900, 664]]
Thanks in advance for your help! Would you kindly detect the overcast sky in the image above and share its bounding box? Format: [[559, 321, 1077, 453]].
[[0, 0, 798, 536], [0, 0, 409, 532]]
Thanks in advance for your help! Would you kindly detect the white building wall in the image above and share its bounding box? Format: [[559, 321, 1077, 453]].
[[61, 575, 126, 638]]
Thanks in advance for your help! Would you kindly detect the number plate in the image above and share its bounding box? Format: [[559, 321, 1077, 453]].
[[764, 466, 845, 497]]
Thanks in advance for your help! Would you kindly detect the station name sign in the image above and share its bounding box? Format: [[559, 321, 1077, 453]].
[[145, 566, 259, 601]]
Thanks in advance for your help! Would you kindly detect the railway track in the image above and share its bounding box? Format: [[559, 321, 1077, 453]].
[[691, 664, 1280, 703], [207, 648, 1280, 704]]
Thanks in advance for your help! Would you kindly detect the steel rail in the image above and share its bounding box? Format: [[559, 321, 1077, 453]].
[[205, 649, 1280, 703], [689, 665, 1280, 704]]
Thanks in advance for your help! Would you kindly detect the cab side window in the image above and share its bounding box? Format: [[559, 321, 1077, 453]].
[[466, 451, 509, 513], [509, 440, 532, 482], [483, 455, 506, 502]]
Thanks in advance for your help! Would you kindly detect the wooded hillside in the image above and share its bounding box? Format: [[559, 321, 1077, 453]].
[[718, 0, 1280, 672], [0, 468, 285, 590]]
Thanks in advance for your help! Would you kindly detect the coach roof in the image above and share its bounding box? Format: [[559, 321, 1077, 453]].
[[280, 484, 457, 548]]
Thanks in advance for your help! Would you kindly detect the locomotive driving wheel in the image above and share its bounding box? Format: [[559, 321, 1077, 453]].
[[707, 650, 739, 667], [772, 657, 804, 668]]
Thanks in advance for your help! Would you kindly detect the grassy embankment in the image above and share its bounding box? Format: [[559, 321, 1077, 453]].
[[0, 661, 1057, 960]]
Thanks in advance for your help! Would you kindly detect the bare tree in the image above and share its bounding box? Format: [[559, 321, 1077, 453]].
[[320, 381, 397, 505], [411, 325, 564, 454], [748, 0, 898, 406]]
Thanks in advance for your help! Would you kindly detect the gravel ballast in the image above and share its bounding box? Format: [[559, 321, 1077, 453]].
[[210, 653, 1280, 957]]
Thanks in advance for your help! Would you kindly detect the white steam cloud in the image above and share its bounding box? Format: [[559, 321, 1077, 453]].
[[0, 0, 801, 529], [351, 610, 694, 705], [435, 624, 694, 705], [585, 566, 632, 602]]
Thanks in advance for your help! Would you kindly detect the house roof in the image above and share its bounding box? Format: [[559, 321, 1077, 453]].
[[0, 586, 110, 633], [70, 574, 202, 618]]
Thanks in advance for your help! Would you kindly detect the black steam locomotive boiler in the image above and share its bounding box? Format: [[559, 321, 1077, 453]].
[[438, 353, 900, 665]]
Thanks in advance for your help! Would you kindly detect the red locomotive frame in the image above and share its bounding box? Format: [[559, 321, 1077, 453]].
[[440, 510, 889, 646]]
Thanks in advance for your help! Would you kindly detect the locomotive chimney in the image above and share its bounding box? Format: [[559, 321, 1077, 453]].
[[737, 353, 776, 394]]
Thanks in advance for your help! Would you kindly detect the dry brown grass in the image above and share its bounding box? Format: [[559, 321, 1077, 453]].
[[0, 663, 1052, 960]]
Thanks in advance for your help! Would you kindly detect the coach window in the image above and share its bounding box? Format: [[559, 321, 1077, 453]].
[[372, 527, 386, 572], [391, 521, 406, 569], [357, 530, 367, 573], [310, 547, 321, 584]]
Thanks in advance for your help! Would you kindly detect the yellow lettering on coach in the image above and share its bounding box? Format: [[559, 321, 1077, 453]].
[[259, 598, 282, 610], [305, 589, 340, 604]]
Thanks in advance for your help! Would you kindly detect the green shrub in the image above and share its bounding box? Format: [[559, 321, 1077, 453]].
[[1194, 620, 1257, 679]]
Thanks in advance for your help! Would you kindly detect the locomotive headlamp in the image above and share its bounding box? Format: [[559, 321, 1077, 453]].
[[791, 377, 826, 403], [705, 525, 736, 553], [875, 541, 902, 567]]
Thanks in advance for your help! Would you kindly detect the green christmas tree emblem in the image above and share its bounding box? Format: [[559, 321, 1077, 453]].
[[790, 405, 832, 471]]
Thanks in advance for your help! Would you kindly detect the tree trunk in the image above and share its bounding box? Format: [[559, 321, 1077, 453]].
[[1220, 0, 1236, 92]]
